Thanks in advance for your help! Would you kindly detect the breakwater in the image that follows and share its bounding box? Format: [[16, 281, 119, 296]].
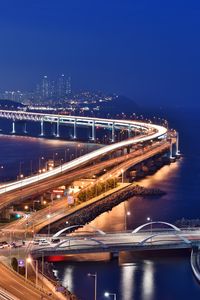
[[42, 184, 165, 234]]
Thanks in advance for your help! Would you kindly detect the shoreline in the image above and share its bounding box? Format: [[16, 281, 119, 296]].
[[40, 184, 165, 234]]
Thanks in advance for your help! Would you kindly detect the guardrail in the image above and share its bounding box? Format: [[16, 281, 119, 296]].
[[0, 286, 19, 300]]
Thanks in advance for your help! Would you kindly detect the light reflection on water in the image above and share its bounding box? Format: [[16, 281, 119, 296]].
[[121, 263, 136, 300], [142, 261, 154, 300], [62, 266, 74, 292]]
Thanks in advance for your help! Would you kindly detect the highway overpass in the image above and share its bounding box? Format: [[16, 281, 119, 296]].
[[0, 110, 169, 195]]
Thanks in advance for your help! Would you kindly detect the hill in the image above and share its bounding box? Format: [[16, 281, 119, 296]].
[[0, 99, 25, 109]]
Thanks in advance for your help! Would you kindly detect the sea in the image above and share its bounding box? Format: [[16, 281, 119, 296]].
[[0, 106, 200, 300]]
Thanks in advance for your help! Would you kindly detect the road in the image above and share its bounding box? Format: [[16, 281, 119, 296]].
[[0, 113, 167, 194], [1, 140, 170, 235], [0, 263, 53, 300], [0, 139, 170, 211]]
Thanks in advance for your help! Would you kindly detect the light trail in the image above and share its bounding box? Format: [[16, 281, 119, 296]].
[[0, 112, 167, 194]]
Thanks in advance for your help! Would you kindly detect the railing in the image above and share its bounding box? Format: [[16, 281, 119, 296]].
[[0, 286, 19, 300]]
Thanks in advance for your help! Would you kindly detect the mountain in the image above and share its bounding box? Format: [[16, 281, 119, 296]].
[[0, 99, 25, 109], [100, 95, 139, 116]]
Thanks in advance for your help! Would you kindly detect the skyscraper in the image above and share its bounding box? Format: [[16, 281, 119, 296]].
[[57, 74, 71, 98], [66, 76, 71, 95], [41, 75, 49, 99]]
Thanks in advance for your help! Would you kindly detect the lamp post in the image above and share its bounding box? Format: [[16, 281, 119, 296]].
[[76, 144, 81, 158], [147, 217, 153, 244], [47, 213, 51, 238], [32, 200, 40, 212], [124, 202, 131, 231], [26, 257, 38, 287], [53, 152, 58, 165], [19, 161, 24, 178], [88, 272, 97, 300], [64, 148, 70, 162], [0, 165, 4, 183], [121, 169, 124, 183], [104, 291, 117, 300]]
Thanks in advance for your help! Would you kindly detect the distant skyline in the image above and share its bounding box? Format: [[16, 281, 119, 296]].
[[0, 0, 200, 106]]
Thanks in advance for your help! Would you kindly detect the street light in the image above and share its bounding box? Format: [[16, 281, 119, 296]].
[[47, 213, 51, 238], [76, 143, 81, 158], [121, 169, 124, 183], [26, 257, 38, 287], [147, 217, 153, 243], [0, 165, 3, 183], [88, 272, 97, 300], [104, 291, 117, 300], [32, 200, 40, 212], [124, 202, 131, 231]]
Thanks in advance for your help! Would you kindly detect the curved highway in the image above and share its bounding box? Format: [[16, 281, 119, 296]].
[[0, 113, 167, 194]]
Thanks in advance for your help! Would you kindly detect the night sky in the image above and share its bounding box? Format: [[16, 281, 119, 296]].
[[0, 0, 200, 106]]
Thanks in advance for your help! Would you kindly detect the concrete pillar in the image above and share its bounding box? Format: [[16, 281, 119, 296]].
[[52, 123, 56, 136], [40, 119, 44, 136], [170, 142, 173, 159], [111, 122, 115, 142], [40, 195, 44, 203], [56, 118, 60, 137], [91, 120, 95, 141], [176, 131, 180, 155], [11, 120, 16, 134], [128, 126, 132, 138], [24, 122, 27, 134], [73, 119, 77, 139]]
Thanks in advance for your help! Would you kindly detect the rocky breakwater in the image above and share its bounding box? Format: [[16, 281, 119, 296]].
[[48, 184, 166, 233]]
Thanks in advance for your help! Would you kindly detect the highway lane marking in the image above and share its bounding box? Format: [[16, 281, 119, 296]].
[[0, 271, 43, 298], [10, 286, 24, 296]]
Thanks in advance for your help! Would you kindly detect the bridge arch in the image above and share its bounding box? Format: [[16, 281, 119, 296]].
[[53, 224, 106, 238], [138, 233, 190, 246], [54, 237, 106, 249], [132, 221, 181, 234]]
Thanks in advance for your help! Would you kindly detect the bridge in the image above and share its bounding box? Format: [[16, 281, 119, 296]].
[[0, 110, 175, 208], [31, 222, 200, 258]]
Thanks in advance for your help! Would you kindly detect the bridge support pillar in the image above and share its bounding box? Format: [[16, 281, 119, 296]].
[[40, 119, 44, 136], [170, 142, 175, 161], [73, 119, 77, 139], [91, 120, 95, 141], [52, 123, 56, 136], [176, 131, 180, 156], [56, 118, 60, 138], [11, 120, 16, 134], [128, 126, 132, 138], [23, 122, 27, 134], [111, 122, 115, 142]]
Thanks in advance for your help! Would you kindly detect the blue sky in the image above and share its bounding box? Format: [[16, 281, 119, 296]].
[[0, 0, 200, 106]]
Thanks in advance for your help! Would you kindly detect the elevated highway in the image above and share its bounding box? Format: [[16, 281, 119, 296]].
[[0, 110, 168, 196], [0, 139, 170, 211]]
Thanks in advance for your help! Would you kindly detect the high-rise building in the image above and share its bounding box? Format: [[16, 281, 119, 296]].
[[49, 80, 56, 98], [57, 74, 71, 98], [41, 75, 49, 99], [66, 76, 71, 95], [57, 74, 66, 98], [35, 74, 71, 101]]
